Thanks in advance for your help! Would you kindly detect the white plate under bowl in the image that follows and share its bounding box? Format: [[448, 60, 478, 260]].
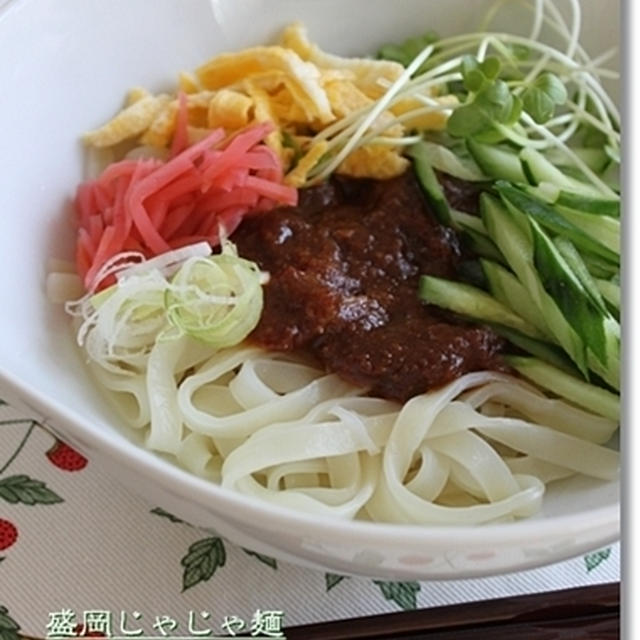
[[0, 0, 620, 579]]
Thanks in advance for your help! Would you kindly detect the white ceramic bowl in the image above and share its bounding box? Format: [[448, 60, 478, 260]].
[[0, 0, 620, 579]]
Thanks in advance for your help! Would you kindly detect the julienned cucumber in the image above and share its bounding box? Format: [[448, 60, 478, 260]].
[[595, 278, 621, 310], [530, 220, 609, 368], [480, 192, 588, 376], [460, 227, 505, 262], [555, 206, 620, 254], [545, 146, 612, 174], [556, 191, 620, 217], [466, 139, 527, 183], [408, 143, 451, 225], [523, 183, 620, 218], [418, 275, 545, 339], [505, 355, 620, 421], [553, 237, 608, 315], [520, 146, 613, 199], [489, 325, 576, 374], [582, 253, 619, 279], [481, 259, 550, 336], [482, 191, 620, 389], [450, 208, 486, 235], [495, 182, 619, 265], [416, 141, 487, 181]]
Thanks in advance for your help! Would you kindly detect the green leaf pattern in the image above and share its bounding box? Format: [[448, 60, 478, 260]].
[[325, 573, 348, 591], [0, 475, 63, 505], [0, 606, 20, 640], [243, 549, 277, 569], [181, 537, 226, 591], [585, 547, 612, 573], [374, 581, 421, 611], [150, 507, 190, 525]]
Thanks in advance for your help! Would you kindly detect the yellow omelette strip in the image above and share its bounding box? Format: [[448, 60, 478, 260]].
[[178, 71, 201, 94], [195, 46, 334, 124], [243, 80, 286, 165], [208, 89, 253, 130], [390, 94, 458, 130], [338, 144, 409, 179], [125, 87, 151, 106], [280, 22, 404, 99], [84, 94, 170, 147], [140, 101, 178, 147], [284, 141, 329, 187]]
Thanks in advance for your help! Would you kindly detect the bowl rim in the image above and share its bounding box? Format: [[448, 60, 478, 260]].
[[1, 365, 619, 550], [0, 0, 619, 568]]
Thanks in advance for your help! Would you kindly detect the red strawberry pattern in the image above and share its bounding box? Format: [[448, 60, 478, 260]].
[[46, 441, 88, 472], [0, 518, 18, 550]]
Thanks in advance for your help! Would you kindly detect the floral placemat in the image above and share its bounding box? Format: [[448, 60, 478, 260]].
[[0, 395, 618, 639]]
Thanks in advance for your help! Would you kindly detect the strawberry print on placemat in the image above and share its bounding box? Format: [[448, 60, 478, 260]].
[[0, 519, 18, 553], [46, 440, 88, 472], [0, 413, 88, 563]]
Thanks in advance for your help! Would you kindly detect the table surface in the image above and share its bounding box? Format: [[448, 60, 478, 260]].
[[0, 394, 619, 639]]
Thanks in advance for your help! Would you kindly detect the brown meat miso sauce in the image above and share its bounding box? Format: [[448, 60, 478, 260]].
[[233, 170, 506, 403]]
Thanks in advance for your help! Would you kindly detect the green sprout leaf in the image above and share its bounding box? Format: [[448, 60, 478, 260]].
[[511, 43, 531, 60], [523, 73, 567, 123], [605, 144, 620, 164], [449, 56, 523, 140], [377, 31, 439, 70], [464, 69, 486, 92], [523, 87, 556, 123], [535, 72, 568, 105], [447, 104, 493, 138], [480, 56, 502, 79], [481, 80, 514, 120], [461, 54, 480, 75]]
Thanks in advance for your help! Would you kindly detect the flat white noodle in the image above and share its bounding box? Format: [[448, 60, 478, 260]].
[[266, 459, 329, 490], [283, 473, 323, 490], [221, 415, 382, 488], [245, 398, 398, 447], [177, 432, 222, 482], [290, 453, 366, 506], [174, 338, 217, 374], [369, 372, 544, 524], [88, 362, 150, 429], [82, 341, 619, 525], [145, 337, 189, 454], [505, 456, 574, 483], [429, 431, 520, 501], [476, 419, 619, 481], [430, 401, 619, 480], [178, 347, 361, 438], [230, 453, 380, 519], [46, 272, 84, 304], [405, 447, 450, 501], [367, 472, 545, 524], [460, 382, 618, 444], [252, 358, 322, 393]]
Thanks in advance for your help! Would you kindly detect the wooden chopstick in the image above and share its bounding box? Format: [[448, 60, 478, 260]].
[[284, 582, 619, 639]]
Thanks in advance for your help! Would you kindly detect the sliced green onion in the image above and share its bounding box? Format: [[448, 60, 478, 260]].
[[164, 243, 265, 348]]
